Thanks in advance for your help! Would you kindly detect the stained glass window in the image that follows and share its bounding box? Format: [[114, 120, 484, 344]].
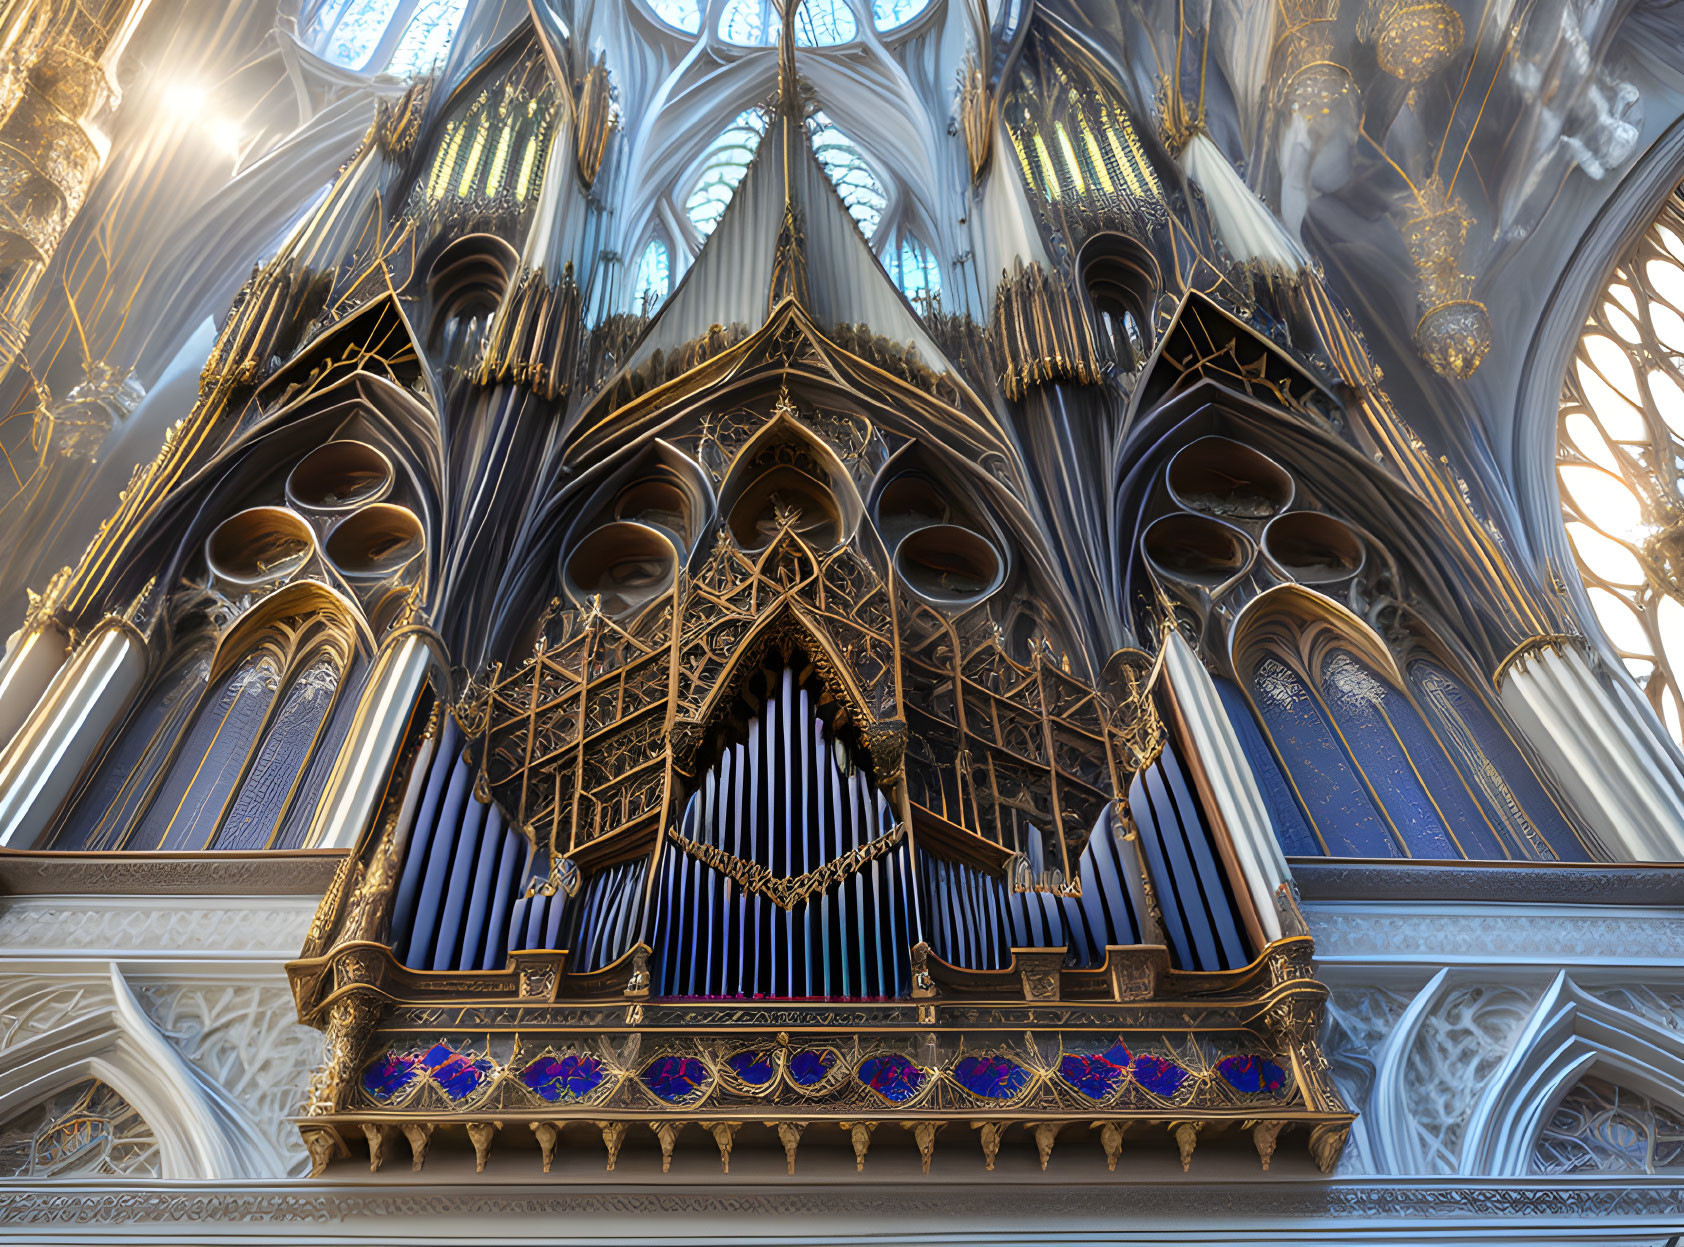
[[307, 0, 468, 77], [311, 0, 393, 70], [872, 0, 932, 30], [684, 108, 769, 241], [807, 111, 888, 239], [633, 239, 672, 311], [884, 235, 941, 310], [1557, 184, 1684, 745], [718, 0, 858, 46], [387, 0, 469, 78], [647, 0, 704, 34]]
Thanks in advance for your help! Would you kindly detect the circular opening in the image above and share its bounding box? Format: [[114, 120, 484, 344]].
[[325, 504, 425, 580], [1263, 511, 1365, 584], [564, 522, 676, 615], [614, 479, 689, 534], [894, 524, 1003, 603], [205, 506, 316, 586], [1166, 437, 1294, 519], [876, 473, 950, 543], [727, 467, 841, 549], [1142, 514, 1254, 586], [286, 441, 394, 513]]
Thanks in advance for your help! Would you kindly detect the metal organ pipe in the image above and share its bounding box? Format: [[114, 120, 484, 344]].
[[916, 809, 1149, 971], [650, 665, 915, 999], [0, 622, 72, 757], [387, 718, 539, 974], [307, 632, 437, 850]]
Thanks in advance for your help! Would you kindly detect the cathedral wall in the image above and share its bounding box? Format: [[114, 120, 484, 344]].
[[0, 861, 1679, 1243]]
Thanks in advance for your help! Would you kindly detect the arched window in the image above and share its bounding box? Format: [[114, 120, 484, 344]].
[[684, 108, 769, 241], [1557, 182, 1684, 746], [0, 1080, 158, 1178], [305, 0, 469, 77], [1002, 36, 1163, 233], [632, 238, 671, 312], [1079, 233, 1159, 371], [420, 70, 557, 207], [807, 111, 888, 239], [309, 0, 393, 69], [52, 609, 356, 852], [1533, 1075, 1684, 1174], [386, 0, 469, 78], [883, 235, 941, 311], [1232, 602, 1587, 861], [871, 0, 932, 31], [718, 0, 858, 45], [646, 0, 703, 34]]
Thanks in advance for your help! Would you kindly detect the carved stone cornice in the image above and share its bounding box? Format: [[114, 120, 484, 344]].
[[1291, 859, 1684, 907], [0, 849, 348, 897], [0, 1177, 1680, 1230]]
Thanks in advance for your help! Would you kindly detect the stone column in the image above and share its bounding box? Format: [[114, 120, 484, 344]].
[[1498, 640, 1684, 861], [0, 616, 145, 848], [304, 628, 441, 852]]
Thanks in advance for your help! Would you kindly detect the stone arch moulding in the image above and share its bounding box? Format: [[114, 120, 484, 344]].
[[1459, 972, 1684, 1177], [1508, 114, 1684, 771], [1362, 967, 1543, 1176], [0, 964, 250, 1180], [1511, 113, 1684, 577]]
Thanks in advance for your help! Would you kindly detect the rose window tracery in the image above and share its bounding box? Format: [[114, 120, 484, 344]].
[[1557, 181, 1684, 745]]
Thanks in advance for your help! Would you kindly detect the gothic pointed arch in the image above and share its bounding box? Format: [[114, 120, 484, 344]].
[[1460, 974, 1684, 1176]]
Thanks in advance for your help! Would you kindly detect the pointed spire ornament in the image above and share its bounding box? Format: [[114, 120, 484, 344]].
[[775, 1121, 805, 1173], [531, 1121, 560, 1172]]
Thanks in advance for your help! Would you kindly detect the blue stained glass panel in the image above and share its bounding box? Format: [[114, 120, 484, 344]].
[[424, 1043, 493, 1099], [1318, 651, 1478, 859], [362, 1051, 420, 1100], [1249, 655, 1400, 857], [1131, 1053, 1188, 1098], [1408, 658, 1590, 860], [857, 1054, 926, 1103], [139, 655, 282, 851], [213, 656, 339, 850], [788, 1049, 835, 1086], [726, 1050, 776, 1086], [522, 1053, 605, 1101], [1215, 1053, 1287, 1095], [952, 1055, 1028, 1099], [641, 1056, 709, 1102], [1213, 675, 1320, 857]]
